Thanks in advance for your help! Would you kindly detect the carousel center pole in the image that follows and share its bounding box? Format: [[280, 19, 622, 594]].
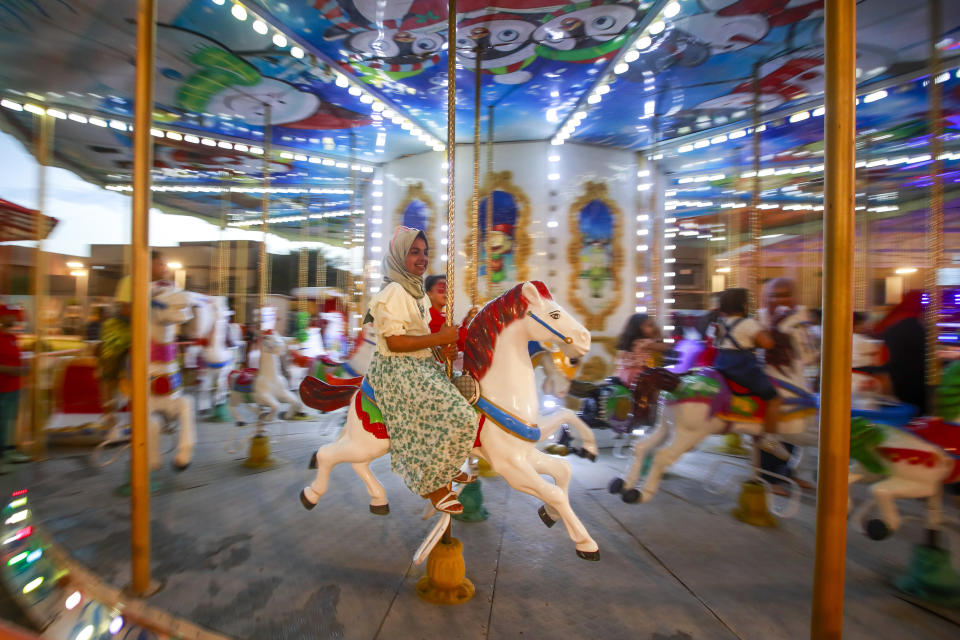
[[810, 0, 855, 637], [416, 0, 475, 606], [130, 0, 157, 597]]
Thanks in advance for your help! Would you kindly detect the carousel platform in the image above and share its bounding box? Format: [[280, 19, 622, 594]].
[[1, 412, 958, 640]]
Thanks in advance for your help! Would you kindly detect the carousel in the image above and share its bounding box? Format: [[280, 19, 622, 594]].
[[0, 0, 959, 638]]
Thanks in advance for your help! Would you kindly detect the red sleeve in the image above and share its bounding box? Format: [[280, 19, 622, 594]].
[[428, 307, 444, 334], [457, 325, 467, 352]]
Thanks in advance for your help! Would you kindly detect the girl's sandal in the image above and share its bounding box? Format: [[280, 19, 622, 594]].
[[453, 471, 477, 484], [430, 490, 464, 514]]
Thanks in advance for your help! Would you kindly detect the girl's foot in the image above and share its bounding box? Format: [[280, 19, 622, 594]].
[[452, 471, 477, 484], [424, 485, 463, 514]]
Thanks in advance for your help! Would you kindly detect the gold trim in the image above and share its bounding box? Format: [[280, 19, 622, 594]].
[[394, 182, 436, 267], [464, 171, 531, 298], [566, 181, 624, 331]]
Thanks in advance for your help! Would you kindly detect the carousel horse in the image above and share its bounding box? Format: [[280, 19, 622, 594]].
[[228, 331, 305, 427], [185, 295, 238, 416], [848, 362, 960, 540], [298, 282, 600, 560], [610, 334, 818, 504], [308, 324, 378, 386], [149, 288, 199, 471], [530, 342, 598, 461]]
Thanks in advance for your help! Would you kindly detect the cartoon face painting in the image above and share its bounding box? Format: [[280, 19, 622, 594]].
[[455, 15, 542, 84], [534, 1, 640, 62]]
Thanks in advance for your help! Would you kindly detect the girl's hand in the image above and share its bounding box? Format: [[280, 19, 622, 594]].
[[439, 344, 458, 361], [434, 325, 460, 346]]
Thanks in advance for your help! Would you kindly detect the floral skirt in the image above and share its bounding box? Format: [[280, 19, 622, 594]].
[[368, 352, 477, 495]]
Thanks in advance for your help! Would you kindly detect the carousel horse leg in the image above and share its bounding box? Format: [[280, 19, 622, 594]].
[[276, 386, 304, 419], [254, 392, 280, 427], [229, 391, 247, 427], [302, 418, 386, 510], [147, 411, 162, 472], [527, 448, 572, 526], [496, 457, 599, 560], [869, 477, 931, 540], [172, 395, 196, 470], [350, 462, 390, 515], [634, 427, 704, 504]]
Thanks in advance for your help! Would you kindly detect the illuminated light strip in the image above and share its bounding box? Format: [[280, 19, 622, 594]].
[[3, 525, 33, 545]]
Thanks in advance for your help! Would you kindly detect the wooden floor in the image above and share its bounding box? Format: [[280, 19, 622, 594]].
[[2, 410, 959, 640]]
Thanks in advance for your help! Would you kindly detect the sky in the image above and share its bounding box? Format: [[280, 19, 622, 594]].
[[0, 131, 349, 261]]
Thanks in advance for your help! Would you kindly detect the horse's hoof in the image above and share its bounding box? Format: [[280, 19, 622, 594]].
[[608, 477, 624, 494], [308, 452, 317, 469], [621, 489, 641, 504], [236, 421, 246, 427], [369, 503, 390, 516], [585, 451, 597, 462], [865, 518, 890, 541], [299, 489, 316, 511], [538, 505, 557, 528], [576, 548, 600, 562], [173, 461, 189, 472]]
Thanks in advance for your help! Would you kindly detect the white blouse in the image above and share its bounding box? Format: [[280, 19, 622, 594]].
[[368, 282, 432, 358]]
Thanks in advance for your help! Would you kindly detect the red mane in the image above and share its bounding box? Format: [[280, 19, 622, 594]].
[[463, 281, 552, 383]]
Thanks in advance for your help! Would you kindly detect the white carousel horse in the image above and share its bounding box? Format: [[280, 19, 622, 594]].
[[614, 355, 818, 504], [848, 362, 960, 540], [149, 288, 198, 470], [298, 282, 600, 560], [200, 297, 238, 412], [228, 331, 305, 428], [309, 324, 378, 383], [531, 343, 598, 461]]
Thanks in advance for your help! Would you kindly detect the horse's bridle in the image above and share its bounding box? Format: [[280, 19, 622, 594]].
[[527, 311, 574, 345]]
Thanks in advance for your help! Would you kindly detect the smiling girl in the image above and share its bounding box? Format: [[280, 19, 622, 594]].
[[364, 227, 478, 514]]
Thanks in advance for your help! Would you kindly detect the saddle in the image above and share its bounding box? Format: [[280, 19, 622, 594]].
[[230, 368, 258, 393], [902, 417, 960, 459]]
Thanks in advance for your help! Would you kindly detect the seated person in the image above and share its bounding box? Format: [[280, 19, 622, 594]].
[[612, 313, 671, 388], [713, 288, 781, 436]]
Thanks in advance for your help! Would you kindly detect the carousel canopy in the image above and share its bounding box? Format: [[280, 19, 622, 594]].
[[0, 0, 958, 237], [0, 197, 57, 242]]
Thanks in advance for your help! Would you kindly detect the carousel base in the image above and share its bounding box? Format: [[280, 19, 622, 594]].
[[2, 422, 959, 639], [731, 480, 778, 527], [415, 537, 475, 605], [243, 434, 275, 469], [896, 543, 960, 608], [452, 481, 490, 523]]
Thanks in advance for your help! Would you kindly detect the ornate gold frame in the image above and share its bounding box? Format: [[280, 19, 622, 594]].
[[566, 181, 624, 331], [463, 170, 531, 299], [394, 182, 436, 266]]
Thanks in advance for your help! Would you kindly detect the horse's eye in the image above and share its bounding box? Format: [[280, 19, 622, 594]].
[[550, 311, 561, 320], [569, 358, 579, 366]]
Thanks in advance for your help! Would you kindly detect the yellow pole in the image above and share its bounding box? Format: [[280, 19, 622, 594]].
[[444, 0, 457, 379], [925, 0, 944, 390], [130, 0, 157, 597], [811, 0, 855, 637], [27, 112, 51, 459], [471, 47, 482, 307], [750, 63, 762, 308], [485, 105, 494, 301], [258, 105, 272, 315]]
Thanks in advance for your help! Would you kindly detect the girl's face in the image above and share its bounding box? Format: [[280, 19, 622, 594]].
[[405, 237, 429, 276], [641, 318, 659, 339], [427, 279, 447, 309]]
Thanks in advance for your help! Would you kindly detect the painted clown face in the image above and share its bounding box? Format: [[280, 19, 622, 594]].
[[487, 230, 513, 255], [345, 29, 446, 65], [534, 2, 638, 56]]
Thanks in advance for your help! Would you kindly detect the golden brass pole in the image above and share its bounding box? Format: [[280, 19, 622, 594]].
[[444, 0, 457, 380], [926, 0, 944, 390], [485, 105, 494, 301], [471, 46, 482, 307], [750, 63, 762, 308], [130, 0, 157, 597], [27, 112, 51, 459], [236, 239, 248, 326], [258, 104, 272, 315], [811, 0, 855, 637]]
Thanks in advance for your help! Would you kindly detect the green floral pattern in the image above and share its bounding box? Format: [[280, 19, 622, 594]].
[[368, 353, 477, 495]]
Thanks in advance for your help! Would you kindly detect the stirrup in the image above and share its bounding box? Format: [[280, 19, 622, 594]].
[[430, 490, 463, 514], [757, 436, 791, 461]]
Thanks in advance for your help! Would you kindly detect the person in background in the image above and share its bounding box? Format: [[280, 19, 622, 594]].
[[424, 274, 477, 352], [0, 305, 28, 473], [757, 278, 818, 494], [85, 306, 107, 341], [613, 313, 671, 388], [872, 290, 927, 413]]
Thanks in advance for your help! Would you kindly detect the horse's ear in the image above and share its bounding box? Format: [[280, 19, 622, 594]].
[[521, 281, 544, 307]]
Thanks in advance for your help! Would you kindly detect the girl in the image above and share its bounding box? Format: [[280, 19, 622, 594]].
[[365, 227, 477, 514], [714, 288, 781, 436], [613, 313, 671, 388], [424, 274, 476, 351]]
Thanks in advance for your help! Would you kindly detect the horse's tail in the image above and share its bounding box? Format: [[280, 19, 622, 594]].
[[300, 375, 358, 413]]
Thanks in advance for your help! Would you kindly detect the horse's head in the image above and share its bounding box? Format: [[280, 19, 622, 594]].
[[519, 282, 591, 360], [260, 331, 288, 356], [181, 293, 216, 339], [151, 289, 193, 327]]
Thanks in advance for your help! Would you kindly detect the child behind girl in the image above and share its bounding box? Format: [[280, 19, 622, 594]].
[[613, 313, 671, 388], [713, 288, 781, 435]]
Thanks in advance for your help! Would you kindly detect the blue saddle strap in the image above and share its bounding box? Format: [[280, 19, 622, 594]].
[[475, 396, 540, 442]]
